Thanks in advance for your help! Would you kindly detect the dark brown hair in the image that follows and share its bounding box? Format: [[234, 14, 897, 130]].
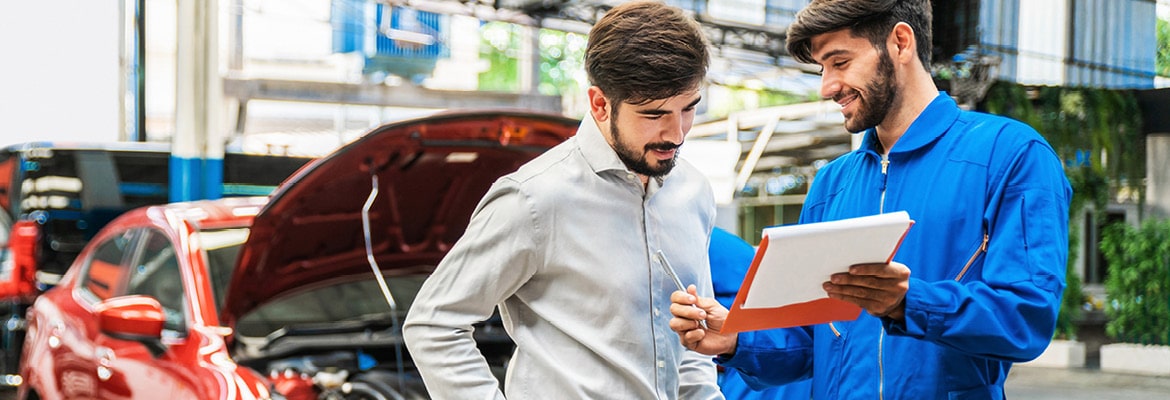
[[585, 1, 709, 106], [786, 0, 932, 69]]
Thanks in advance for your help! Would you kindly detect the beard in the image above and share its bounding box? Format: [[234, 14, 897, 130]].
[[610, 117, 679, 178], [842, 50, 898, 133]]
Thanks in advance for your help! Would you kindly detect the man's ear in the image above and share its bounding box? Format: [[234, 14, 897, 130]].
[[889, 22, 917, 65], [587, 86, 610, 123]]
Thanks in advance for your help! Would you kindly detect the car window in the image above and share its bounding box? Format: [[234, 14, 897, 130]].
[[77, 230, 136, 303], [125, 229, 187, 333], [21, 149, 87, 276], [222, 153, 313, 196], [110, 152, 168, 210]]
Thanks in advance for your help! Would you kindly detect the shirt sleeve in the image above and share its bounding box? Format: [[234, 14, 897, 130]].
[[715, 327, 815, 388], [403, 178, 543, 399], [884, 140, 1072, 362], [679, 350, 724, 399]]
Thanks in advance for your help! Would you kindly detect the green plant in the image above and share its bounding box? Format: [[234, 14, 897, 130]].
[[1099, 218, 1170, 345], [1055, 228, 1085, 340], [1158, 18, 1170, 77]]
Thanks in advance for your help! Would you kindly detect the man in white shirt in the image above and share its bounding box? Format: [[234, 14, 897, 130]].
[[402, 1, 722, 399]]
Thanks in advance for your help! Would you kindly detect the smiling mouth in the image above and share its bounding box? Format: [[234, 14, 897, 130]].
[[651, 148, 676, 159], [835, 92, 859, 109]]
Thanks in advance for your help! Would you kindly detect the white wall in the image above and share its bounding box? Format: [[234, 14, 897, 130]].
[[1016, 0, 1068, 86], [0, 1, 122, 147]]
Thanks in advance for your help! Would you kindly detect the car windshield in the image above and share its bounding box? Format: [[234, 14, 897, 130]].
[[199, 228, 251, 318]]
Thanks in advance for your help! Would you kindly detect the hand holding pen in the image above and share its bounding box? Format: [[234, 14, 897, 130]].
[[655, 250, 708, 330]]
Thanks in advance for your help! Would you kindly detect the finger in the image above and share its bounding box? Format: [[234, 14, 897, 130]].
[[671, 289, 698, 306], [825, 284, 903, 314], [670, 316, 699, 333], [831, 274, 893, 290], [680, 328, 706, 346], [669, 302, 707, 322], [849, 262, 911, 279]]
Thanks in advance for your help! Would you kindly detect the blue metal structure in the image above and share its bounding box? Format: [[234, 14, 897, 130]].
[[975, 0, 1156, 89], [675, 0, 1157, 90], [331, 0, 449, 82]]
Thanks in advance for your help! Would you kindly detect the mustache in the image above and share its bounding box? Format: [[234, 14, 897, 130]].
[[645, 142, 681, 152], [833, 89, 858, 103]]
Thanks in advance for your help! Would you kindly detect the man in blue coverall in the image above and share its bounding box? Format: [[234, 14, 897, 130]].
[[708, 227, 811, 400], [671, 1, 1072, 399]]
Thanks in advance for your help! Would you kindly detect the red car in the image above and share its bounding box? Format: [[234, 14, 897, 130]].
[[17, 111, 578, 400]]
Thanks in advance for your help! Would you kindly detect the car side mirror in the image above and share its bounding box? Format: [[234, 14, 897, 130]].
[[96, 295, 168, 357]]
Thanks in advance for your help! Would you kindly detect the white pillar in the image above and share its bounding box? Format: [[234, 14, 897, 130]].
[[518, 25, 540, 94], [172, 0, 223, 201], [1147, 134, 1170, 219]]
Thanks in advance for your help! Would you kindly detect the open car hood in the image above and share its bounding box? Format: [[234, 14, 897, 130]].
[[222, 110, 578, 326]]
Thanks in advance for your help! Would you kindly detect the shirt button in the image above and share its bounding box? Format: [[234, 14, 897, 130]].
[[653, 309, 660, 316], [627, 173, 636, 181], [658, 360, 665, 368]]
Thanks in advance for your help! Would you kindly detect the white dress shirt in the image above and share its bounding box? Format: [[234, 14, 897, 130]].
[[403, 115, 722, 400]]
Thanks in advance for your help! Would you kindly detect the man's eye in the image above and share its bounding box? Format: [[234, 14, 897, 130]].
[[834, 60, 848, 69], [645, 114, 664, 120]]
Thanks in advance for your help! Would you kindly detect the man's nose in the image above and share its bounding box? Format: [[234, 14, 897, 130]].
[[664, 117, 685, 144], [820, 73, 840, 100]]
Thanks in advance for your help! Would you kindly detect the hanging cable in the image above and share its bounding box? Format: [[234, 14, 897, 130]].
[[361, 173, 406, 391]]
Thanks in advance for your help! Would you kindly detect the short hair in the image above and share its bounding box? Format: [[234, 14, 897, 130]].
[[786, 0, 932, 69], [585, 1, 709, 106]]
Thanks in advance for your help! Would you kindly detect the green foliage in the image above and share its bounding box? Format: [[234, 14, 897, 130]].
[[534, 29, 586, 96], [478, 23, 587, 96], [1099, 219, 1170, 345], [1158, 18, 1170, 77], [1056, 223, 1085, 340], [984, 83, 1144, 197], [478, 22, 522, 92]]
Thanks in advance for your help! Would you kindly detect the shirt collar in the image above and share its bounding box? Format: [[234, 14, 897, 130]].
[[576, 114, 667, 185], [860, 92, 960, 155]]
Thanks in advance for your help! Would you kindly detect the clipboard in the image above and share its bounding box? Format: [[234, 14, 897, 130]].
[[720, 211, 915, 334]]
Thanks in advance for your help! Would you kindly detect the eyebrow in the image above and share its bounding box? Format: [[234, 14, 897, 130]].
[[636, 97, 703, 116]]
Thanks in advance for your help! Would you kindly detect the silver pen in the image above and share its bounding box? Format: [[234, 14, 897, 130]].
[[655, 250, 708, 330]]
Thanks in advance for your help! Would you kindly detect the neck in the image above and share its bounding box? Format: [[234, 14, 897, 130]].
[[875, 69, 939, 153]]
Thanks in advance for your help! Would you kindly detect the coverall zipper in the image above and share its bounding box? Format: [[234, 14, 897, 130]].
[[878, 153, 889, 400]]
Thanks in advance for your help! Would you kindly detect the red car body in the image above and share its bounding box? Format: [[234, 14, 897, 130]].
[[17, 111, 578, 400]]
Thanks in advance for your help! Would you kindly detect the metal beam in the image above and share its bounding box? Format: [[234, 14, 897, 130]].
[[387, 0, 813, 70], [224, 78, 562, 112]]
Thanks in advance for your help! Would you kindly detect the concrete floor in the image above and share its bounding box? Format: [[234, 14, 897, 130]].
[[1006, 365, 1170, 399]]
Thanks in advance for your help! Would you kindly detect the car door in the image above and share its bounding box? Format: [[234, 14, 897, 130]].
[[51, 228, 137, 400], [96, 228, 194, 399]]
